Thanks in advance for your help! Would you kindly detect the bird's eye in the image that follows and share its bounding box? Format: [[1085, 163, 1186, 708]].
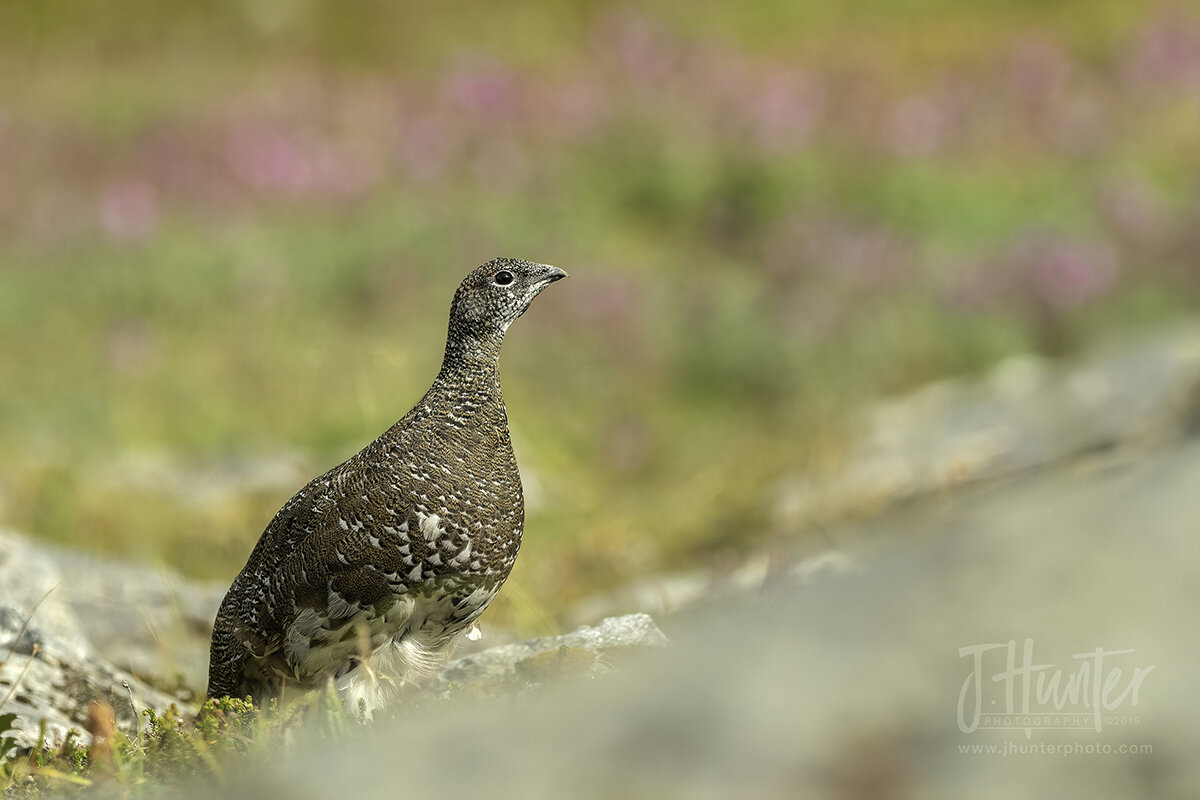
[[493, 270, 514, 286]]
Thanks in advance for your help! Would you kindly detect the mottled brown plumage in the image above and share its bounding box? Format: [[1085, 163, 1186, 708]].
[[206, 258, 566, 709]]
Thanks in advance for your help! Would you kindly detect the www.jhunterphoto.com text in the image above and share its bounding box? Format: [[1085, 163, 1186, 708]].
[[958, 741, 1154, 757]]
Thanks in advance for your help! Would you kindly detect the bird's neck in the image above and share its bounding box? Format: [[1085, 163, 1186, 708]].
[[435, 329, 506, 398]]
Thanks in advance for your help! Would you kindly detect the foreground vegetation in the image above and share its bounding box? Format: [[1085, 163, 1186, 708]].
[[1, 695, 346, 799]]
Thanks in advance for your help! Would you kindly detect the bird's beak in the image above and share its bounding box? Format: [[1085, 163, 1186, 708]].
[[541, 265, 568, 284]]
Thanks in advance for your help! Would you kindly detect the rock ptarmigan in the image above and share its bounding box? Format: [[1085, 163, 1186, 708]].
[[206, 258, 566, 711]]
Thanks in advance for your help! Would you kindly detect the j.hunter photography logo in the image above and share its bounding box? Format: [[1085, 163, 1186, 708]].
[[958, 639, 1155, 738]]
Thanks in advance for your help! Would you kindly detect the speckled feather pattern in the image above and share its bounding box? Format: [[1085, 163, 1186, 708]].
[[206, 259, 566, 708]]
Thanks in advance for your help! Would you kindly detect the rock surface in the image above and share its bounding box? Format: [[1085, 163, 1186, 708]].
[[0, 533, 182, 750], [431, 613, 668, 695], [46, 547, 226, 698], [775, 322, 1200, 527]]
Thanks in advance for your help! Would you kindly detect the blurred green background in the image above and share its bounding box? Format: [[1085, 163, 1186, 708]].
[[0, 0, 1196, 631]]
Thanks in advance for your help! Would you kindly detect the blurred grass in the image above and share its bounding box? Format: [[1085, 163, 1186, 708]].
[[0, 0, 1196, 631]]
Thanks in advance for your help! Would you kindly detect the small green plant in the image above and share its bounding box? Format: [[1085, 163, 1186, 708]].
[[0, 713, 20, 780], [0, 691, 369, 798]]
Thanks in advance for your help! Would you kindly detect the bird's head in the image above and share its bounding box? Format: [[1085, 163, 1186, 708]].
[[449, 258, 568, 339]]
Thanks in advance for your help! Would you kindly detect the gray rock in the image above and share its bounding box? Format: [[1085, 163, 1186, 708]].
[[0, 531, 92, 664], [48, 547, 225, 696], [564, 549, 859, 629], [0, 531, 181, 751], [432, 613, 668, 695], [775, 322, 1200, 527]]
